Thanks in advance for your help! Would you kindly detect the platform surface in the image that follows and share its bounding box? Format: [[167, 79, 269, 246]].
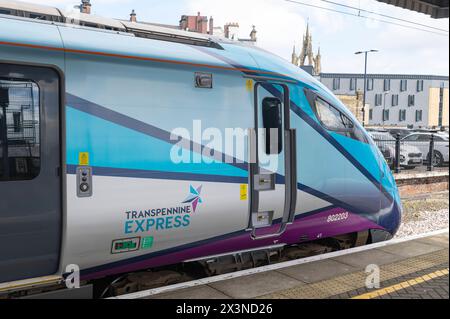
[[145, 231, 449, 299]]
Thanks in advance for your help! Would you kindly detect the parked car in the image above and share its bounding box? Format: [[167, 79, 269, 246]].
[[369, 132, 423, 169], [387, 128, 412, 139], [402, 133, 449, 167]]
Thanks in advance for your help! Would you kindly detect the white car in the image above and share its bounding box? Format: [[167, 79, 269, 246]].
[[402, 133, 449, 167], [369, 132, 423, 169]]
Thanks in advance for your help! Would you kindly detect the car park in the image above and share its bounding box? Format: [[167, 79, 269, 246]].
[[402, 133, 449, 167], [369, 132, 423, 169]]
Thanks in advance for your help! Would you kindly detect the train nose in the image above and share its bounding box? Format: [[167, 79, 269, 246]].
[[379, 161, 403, 237]]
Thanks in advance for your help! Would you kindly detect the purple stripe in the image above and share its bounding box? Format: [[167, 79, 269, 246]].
[[81, 207, 383, 280]]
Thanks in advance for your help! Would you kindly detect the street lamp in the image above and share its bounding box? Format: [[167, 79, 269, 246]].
[[355, 49, 378, 127], [382, 91, 390, 128]]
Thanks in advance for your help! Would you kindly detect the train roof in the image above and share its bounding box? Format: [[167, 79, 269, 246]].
[[0, 0, 349, 116], [0, 0, 60, 17], [0, 0, 224, 49]]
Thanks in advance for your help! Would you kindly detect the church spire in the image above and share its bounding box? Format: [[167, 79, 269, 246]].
[[291, 45, 298, 66], [305, 19, 310, 38], [292, 20, 322, 75]]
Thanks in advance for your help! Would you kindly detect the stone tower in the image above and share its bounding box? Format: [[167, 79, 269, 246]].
[[291, 21, 322, 75], [314, 46, 322, 75], [299, 22, 314, 66], [291, 45, 299, 66]]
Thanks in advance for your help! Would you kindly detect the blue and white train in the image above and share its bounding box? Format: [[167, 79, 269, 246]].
[[0, 0, 401, 298]]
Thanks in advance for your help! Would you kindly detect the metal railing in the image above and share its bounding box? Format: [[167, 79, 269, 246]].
[[372, 134, 448, 173]]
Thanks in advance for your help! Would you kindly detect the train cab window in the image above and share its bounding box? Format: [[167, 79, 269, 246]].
[[315, 97, 353, 131], [262, 97, 283, 155], [312, 95, 367, 143], [0, 80, 40, 181]]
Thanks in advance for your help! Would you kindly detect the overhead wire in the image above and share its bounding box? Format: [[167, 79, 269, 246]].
[[284, 0, 449, 37]]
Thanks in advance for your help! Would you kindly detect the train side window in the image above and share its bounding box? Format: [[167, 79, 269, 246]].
[[0, 79, 40, 181], [262, 97, 282, 155]]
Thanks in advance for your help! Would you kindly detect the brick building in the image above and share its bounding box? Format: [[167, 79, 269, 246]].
[[179, 12, 212, 34]]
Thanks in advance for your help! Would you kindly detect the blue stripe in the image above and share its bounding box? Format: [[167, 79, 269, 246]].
[[67, 164, 247, 184], [66, 94, 248, 172]]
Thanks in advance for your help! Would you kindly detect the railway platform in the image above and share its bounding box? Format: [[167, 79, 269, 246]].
[[115, 230, 449, 300]]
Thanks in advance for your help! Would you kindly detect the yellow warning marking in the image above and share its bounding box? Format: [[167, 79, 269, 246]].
[[78, 152, 90, 166], [352, 268, 449, 299], [240, 184, 248, 201], [245, 79, 253, 92]]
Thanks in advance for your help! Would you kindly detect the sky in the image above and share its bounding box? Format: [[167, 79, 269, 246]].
[[18, 0, 450, 75]]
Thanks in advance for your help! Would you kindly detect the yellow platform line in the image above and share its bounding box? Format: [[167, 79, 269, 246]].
[[352, 268, 449, 299]]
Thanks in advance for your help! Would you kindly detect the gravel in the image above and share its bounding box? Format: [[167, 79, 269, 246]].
[[395, 192, 449, 238]]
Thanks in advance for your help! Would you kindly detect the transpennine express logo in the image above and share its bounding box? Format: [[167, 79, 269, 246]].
[[123, 184, 203, 235], [182, 185, 203, 212]]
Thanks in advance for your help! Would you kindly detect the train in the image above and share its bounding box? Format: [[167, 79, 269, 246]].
[[0, 0, 401, 298]]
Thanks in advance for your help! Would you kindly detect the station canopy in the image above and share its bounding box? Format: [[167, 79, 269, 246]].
[[377, 0, 449, 18]]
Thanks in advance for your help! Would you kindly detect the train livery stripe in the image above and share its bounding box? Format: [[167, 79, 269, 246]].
[[67, 164, 247, 184], [80, 205, 384, 279]]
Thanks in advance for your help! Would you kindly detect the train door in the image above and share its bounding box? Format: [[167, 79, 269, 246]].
[[0, 63, 62, 283], [247, 81, 297, 240]]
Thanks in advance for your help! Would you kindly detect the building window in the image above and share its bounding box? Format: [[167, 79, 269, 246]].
[[392, 94, 399, 106], [399, 109, 406, 122], [375, 94, 382, 106], [367, 78, 374, 91], [400, 79, 408, 92], [332, 78, 340, 90], [383, 79, 391, 91], [415, 110, 423, 122], [349, 78, 356, 91], [0, 79, 41, 181], [408, 95, 415, 106], [383, 109, 390, 121], [417, 80, 424, 92], [369, 109, 373, 121]]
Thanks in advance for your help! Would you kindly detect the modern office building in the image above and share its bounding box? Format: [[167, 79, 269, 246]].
[[320, 74, 449, 128]]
